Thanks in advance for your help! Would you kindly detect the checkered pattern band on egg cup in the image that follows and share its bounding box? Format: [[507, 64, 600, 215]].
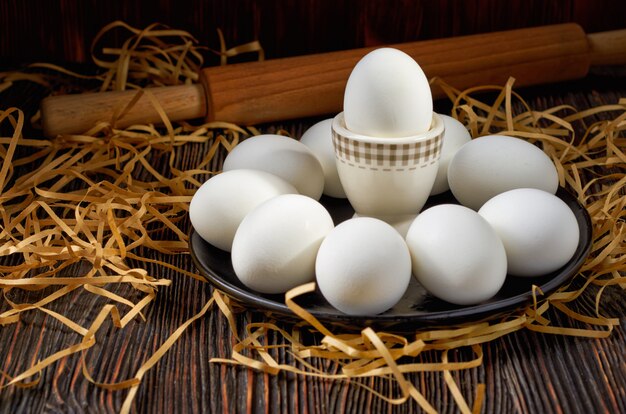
[[332, 113, 444, 172]]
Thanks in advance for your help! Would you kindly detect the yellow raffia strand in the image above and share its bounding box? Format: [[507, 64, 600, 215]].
[[0, 107, 248, 405], [0, 21, 263, 414], [0, 19, 263, 97], [0, 20, 624, 413]]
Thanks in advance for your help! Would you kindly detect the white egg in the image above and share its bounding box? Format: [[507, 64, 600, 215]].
[[447, 134, 558, 210], [190, 169, 297, 252], [316, 217, 411, 315], [300, 119, 347, 198], [223, 134, 325, 199], [343, 48, 433, 137], [231, 194, 334, 294], [429, 115, 472, 195], [479, 188, 580, 277], [405, 204, 507, 305]]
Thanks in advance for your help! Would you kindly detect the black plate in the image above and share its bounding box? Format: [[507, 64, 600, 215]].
[[189, 187, 592, 330]]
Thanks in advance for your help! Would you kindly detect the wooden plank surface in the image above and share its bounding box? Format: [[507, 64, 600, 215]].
[[0, 70, 624, 413]]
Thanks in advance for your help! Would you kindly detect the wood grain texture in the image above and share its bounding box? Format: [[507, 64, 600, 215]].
[[0, 71, 625, 413], [40, 84, 208, 137], [201, 23, 592, 125]]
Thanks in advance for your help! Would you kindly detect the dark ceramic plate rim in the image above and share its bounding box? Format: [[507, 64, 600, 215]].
[[189, 187, 592, 326]]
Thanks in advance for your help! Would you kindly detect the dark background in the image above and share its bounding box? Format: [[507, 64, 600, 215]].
[[1, 0, 626, 66]]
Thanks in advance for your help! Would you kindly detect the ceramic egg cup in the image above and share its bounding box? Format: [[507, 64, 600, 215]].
[[331, 112, 444, 226]]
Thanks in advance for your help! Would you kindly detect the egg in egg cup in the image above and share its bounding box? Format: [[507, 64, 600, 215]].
[[331, 112, 444, 229]]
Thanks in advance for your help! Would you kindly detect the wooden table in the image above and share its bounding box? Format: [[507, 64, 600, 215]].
[[0, 69, 624, 413]]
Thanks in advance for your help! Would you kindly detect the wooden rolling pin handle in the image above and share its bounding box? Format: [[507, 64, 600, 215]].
[[40, 23, 626, 138], [41, 84, 207, 137], [587, 29, 626, 66]]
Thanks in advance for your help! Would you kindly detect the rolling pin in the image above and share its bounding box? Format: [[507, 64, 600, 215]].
[[41, 23, 626, 137]]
